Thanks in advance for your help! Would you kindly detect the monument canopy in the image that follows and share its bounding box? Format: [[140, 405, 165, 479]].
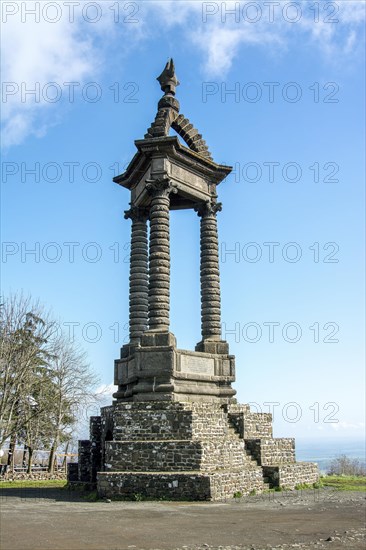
[[113, 58, 232, 210]]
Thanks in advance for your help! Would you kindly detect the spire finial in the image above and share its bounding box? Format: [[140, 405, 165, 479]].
[[157, 58, 180, 96]]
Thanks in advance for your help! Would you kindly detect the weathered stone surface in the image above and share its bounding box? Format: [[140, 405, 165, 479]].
[[67, 463, 78, 482], [124, 206, 149, 343], [98, 472, 212, 501], [263, 462, 319, 489], [91, 402, 319, 500], [114, 346, 236, 402], [2, 471, 67, 481], [90, 416, 102, 482], [78, 440, 92, 482], [245, 438, 296, 466]]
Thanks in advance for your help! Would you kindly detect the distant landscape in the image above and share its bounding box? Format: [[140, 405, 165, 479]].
[[296, 439, 366, 473]]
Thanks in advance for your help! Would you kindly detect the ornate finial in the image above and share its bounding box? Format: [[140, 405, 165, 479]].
[[157, 58, 180, 96]]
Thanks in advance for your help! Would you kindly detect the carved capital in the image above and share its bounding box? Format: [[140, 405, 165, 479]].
[[195, 198, 222, 218], [124, 205, 149, 223], [145, 177, 178, 198]]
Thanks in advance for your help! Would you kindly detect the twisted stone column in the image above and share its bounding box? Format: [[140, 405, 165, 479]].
[[146, 178, 177, 332], [124, 206, 149, 343], [196, 199, 222, 341]]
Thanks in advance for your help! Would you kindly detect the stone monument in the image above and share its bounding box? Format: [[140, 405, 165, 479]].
[[70, 60, 319, 500]]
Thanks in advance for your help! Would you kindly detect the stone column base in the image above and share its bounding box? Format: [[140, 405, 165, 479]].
[[195, 340, 229, 354]]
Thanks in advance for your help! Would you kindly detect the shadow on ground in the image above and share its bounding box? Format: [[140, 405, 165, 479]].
[[0, 486, 90, 502]]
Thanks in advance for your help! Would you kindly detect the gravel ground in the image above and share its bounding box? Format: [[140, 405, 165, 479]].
[[0, 487, 365, 550]]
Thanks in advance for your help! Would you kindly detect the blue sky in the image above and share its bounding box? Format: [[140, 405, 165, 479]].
[[1, 0, 365, 441]]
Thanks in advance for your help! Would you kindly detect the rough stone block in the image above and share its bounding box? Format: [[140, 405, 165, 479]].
[[78, 440, 92, 482], [245, 438, 295, 466], [263, 462, 319, 489], [67, 463, 79, 482]]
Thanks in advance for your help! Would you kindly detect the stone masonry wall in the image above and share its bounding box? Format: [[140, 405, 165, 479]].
[[112, 402, 237, 441], [91, 401, 319, 499], [98, 472, 211, 500], [105, 438, 258, 473], [2, 470, 67, 481], [245, 438, 295, 466], [244, 413, 273, 438], [112, 402, 193, 441], [210, 469, 265, 500], [263, 462, 319, 489], [105, 441, 202, 472], [78, 440, 92, 482], [101, 405, 115, 438], [200, 439, 258, 472], [226, 405, 273, 439], [67, 463, 78, 482], [97, 470, 267, 501], [90, 416, 102, 482], [191, 404, 234, 439]]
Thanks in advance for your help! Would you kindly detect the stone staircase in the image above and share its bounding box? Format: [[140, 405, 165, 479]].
[[226, 405, 318, 489]]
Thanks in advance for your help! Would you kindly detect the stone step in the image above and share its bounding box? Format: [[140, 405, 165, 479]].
[[98, 469, 271, 501]]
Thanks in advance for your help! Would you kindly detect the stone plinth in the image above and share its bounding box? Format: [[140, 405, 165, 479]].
[[92, 401, 318, 501]]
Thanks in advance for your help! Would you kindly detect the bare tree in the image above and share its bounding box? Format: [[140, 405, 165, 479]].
[[1, 293, 100, 474], [17, 366, 55, 473], [327, 454, 366, 476], [46, 333, 99, 473], [0, 294, 55, 446]]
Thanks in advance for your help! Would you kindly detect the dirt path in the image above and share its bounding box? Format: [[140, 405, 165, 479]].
[[0, 487, 365, 550]]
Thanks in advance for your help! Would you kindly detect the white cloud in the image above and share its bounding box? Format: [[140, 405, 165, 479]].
[[1, 0, 365, 149], [191, 24, 284, 75], [0, 1, 135, 148], [145, 0, 365, 76], [1, 5, 97, 147]]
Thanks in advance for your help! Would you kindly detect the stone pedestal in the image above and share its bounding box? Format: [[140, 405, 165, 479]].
[[113, 338, 236, 402], [95, 402, 318, 501]]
